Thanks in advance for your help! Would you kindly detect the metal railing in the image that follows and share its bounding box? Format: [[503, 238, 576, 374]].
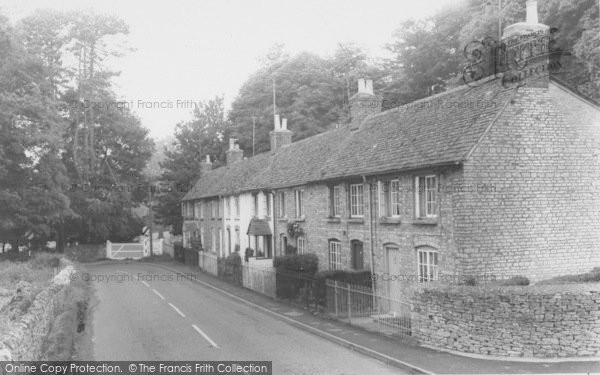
[[325, 280, 415, 338]]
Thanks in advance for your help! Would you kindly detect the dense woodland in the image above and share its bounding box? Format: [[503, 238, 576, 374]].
[[0, 1, 597, 247]]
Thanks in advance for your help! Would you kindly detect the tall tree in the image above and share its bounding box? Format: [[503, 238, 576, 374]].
[[155, 96, 228, 234], [0, 13, 74, 251]]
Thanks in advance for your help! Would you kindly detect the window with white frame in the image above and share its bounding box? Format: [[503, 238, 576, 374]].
[[380, 179, 401, 217], [349, 184, 364, 217], [194, 201, 200, 219], [199, 201, 204, 218], [215, 199, 220, 218], [328, 240, 342, 270], [226, 197, 231, 218], [330, 185, 342, 217], [415, 175, 437, 218], [211, 228, 216, 252], [417, 248, 439, 282], [210, 201, 215, 218], [253, 194, 259, 217], [278, 192, 285, 217], [265, 193, 271, 217], [297, 236, 306, 254], [295, 189, 304, 218], [234, 196, 240, 218], [235, 227, 240, 249]]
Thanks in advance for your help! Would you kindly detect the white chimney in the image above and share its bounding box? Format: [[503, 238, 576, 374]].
[[357, 78, 374, 95], [281, 118, 287, 130], [526, 0, 538, 24], [274, 114, 281, 130], [205, 155, 210, 163], [229, 138, 236, 150]]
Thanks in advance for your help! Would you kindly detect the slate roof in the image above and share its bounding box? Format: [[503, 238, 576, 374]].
[[183, 78, 518, 201]]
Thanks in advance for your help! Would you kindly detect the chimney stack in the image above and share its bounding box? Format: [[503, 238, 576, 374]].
[[200, 154, 212, 174], [526, 0, 538, 24], [270, 114, 292, 151], [226, 138, 243, 164], [500, 0, 549, 89], [349, 78, 382, 130]]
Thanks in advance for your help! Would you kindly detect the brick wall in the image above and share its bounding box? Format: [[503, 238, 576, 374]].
[[411, 283, 600, 358], [455, 85, 600, 281]]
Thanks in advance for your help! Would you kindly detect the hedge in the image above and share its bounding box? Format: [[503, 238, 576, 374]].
[[183, 247, 199, 266], [273, 254, 318, 302], [218, 253, 242, 285], [174, 242, 184, 263]]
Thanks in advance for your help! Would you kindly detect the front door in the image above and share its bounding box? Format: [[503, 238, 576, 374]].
[[385, 246, 402, 313], [351, 240, 364, 270]]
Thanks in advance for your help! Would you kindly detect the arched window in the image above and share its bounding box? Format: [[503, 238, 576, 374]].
[[328, 239, 342, 270], [417, 246, 438, 282], [297, 236, 306, 254]]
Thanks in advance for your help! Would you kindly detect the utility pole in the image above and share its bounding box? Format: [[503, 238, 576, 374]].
[[148, 184, 154, 257], [498, 0, 502, 41], [251, 116, 257, 156], [272, 77, 276, 116]]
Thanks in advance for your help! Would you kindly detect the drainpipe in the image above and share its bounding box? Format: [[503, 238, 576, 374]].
[[363, 176, 377, 300], [270, 190, 276, 266], [219, 195, 224, 258]]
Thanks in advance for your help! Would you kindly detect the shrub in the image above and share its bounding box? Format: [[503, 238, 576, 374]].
[[284, 245, 297, 255], [502, 275, 530, 286], [190, 237, 203, 251], [537, 268, 600, 285], [64, 244, 105, 263], [29, 252, 62, 270], [244, 248, 254, 262], [273, 254, 319, 302], [183, 247, 199, 266], [174, 242, 184, 263], [312, 270, 373, 308], [218, 253, 242, 285]]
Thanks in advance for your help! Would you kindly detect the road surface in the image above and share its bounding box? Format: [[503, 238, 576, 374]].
[[86, 262, 404, 375]]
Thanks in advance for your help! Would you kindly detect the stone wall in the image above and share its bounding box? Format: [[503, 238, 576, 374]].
[[0, 260, 75, 361], [272, 167, 463, 284], [456, 84, 600, 281], [411, 283, 600, 358]]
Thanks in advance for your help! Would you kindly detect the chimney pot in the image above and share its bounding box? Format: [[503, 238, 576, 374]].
[[281, 118, 287, 130], [274, 114, 281, 130], [226, 139, 243, 164], [350, 77, 382, 129]]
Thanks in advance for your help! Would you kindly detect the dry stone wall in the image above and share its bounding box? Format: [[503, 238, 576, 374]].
[[411, 283, 600, 358]]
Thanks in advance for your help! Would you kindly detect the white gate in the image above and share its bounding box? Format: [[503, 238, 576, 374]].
[[106, 239, 147, 260]]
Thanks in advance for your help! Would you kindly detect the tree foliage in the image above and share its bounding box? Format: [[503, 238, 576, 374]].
[[0, 9, 153, 250], [155, 96, 228, 234]]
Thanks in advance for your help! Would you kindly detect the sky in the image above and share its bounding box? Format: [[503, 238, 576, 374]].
[[0, 0, 461, 140]]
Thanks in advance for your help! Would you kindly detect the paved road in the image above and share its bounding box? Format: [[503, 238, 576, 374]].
[[86, 263, 404, 374]]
